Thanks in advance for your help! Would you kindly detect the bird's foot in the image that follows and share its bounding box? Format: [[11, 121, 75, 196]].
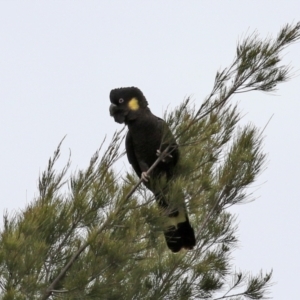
[[156, 149, 173, 162], [141, 172, 149, 182]]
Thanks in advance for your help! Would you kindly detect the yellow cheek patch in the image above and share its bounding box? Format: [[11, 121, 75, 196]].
[[128, 97, 139, 111]]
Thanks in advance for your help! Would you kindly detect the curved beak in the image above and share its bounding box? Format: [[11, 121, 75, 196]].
[[109, 103, 125, 124], [109, 103, 117, 116]]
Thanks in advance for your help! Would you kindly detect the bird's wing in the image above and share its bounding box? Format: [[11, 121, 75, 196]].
[[156, 117, 179, 167], [125, 131, 142, 178]]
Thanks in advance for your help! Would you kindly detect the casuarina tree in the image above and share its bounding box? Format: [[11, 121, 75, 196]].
[[0, 22, 299, 300]]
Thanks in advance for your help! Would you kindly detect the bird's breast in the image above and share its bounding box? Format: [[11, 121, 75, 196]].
[[128, 119, 162, 166]]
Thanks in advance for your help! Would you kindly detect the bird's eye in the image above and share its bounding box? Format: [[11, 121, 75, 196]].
[[119, 98, 124, 104]]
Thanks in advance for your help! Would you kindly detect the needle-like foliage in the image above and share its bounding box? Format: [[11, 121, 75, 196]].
[[0, 22, 299, 300]]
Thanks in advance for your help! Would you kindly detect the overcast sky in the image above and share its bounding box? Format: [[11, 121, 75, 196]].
[[0, 1, 299, 298]]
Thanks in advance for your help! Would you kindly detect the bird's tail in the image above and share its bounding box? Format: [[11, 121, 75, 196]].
[[162, 207, 196, 253], [148, 181, 196, 252]]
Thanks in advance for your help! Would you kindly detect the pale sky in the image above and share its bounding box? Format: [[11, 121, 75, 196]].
[[0, 2, 299, 299]]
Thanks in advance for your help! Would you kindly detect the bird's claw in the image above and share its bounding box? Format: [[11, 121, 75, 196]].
[[156, 149, 173, 162], [141, 172, 149, 182]]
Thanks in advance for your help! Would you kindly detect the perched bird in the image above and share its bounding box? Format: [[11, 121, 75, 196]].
[[109, 87, 196, 252]]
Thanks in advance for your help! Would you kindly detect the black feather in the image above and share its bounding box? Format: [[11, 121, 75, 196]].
[[110, 86, 196, 252]]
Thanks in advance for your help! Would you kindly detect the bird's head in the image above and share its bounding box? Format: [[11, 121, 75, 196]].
[[109, 87, 148, 124]]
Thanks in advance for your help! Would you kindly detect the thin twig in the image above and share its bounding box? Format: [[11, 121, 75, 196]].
[[124, 145, 173, 200]]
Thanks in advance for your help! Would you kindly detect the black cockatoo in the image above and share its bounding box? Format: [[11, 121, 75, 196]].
[[109, 87, 195, 252]]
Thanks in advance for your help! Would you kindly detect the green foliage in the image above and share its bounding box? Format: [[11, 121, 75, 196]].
[[0, 22, 299, 299]]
